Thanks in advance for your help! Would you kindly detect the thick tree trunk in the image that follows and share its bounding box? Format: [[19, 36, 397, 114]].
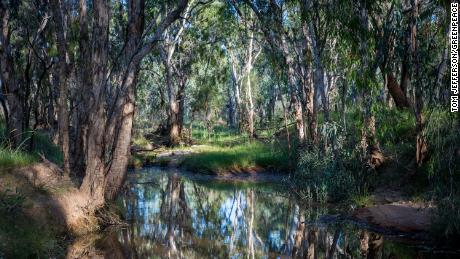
[[104, 72, 137, 200], [51, 0, 71, 175], [163, 5, 190, 146], [309, 20, 329, 124], [72, 0, 92, 177], [383, 68, 410, 109], [79, 0, 110, 208]]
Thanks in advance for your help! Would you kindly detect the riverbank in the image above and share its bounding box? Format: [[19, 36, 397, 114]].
[[131, 143, 438, 238], [0, 159, 123, 257], [130, 132, 292, 175], [0, 164, 68, 257], [128, 128, 440, 239]]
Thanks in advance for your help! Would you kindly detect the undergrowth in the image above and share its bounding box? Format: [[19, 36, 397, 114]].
[[0, 123, 62, 168]]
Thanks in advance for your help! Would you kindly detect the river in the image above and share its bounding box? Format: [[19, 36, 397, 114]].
[[66, 167, 458, 258]]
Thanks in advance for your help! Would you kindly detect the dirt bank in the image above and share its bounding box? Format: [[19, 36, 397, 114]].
[[353, 201, 434, 233], [2, 162, 106, 237]]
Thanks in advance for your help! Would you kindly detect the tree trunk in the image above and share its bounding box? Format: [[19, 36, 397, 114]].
[[383, 68, 410, 109], [79, 0, 111, 208], [267, 84, 276, 122], [205, 99, 212, 139], [72, 0, 92, 177], [51, 0, 71, 175], [281, 33, 305, 144], [246, 31, 255, 139], [358, 0, 382, 166], [163, 5, 191, 146], [0, 7, 24, 148], [411, 0, 427, 167], [177, 78, 186, 137], [308, 19, 329, 125], [227, 83, 236, 127], [165, 56, 181, 146]]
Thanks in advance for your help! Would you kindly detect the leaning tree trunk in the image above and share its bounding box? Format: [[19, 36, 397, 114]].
[[382, 68, 410, 109]]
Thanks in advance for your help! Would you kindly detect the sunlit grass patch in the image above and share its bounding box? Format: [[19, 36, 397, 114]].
[[181, 141, 290, 174], [0, 149, 36, 169]]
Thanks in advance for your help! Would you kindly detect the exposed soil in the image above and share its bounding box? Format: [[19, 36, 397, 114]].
[[352, 160, 435, 234], [5, 161, 102, 236], [353, 202, 434, 233]]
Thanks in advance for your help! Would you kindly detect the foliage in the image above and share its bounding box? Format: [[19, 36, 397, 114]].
[[424, 109, 460, 185], [0, 121, 63, 167], [294, 145, 366, 202], [423, 109, 460, 241], [432, 197, 460, 244]]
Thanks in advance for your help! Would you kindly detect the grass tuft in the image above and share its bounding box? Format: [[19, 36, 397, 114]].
[[0, 149, 37, 169]]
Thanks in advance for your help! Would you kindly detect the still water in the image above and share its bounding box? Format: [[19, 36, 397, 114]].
[[68, 167, 458, 258]]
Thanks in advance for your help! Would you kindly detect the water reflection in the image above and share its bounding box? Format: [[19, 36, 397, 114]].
[[67, 167, 457, 258]]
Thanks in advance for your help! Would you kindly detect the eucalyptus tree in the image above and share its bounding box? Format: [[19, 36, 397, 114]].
[[240, 0, 307, 144], [226, 7, 263, 137], [45, 0, 191, 227], [161, 1, 194, 146]]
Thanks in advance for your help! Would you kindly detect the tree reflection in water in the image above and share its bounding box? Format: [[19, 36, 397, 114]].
[[66, 168, 452, 258]]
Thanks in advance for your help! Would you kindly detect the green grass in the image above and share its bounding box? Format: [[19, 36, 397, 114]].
[[349, 193, 374, 208], [191, 124, 247, 147], [0, 149, 37, 168], [0, 122, 62, 168], [132, 135, 152, 148], [181, 141, 290, 174]]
